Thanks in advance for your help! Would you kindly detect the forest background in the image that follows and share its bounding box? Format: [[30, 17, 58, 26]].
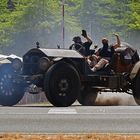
[[0, 0, 140, 56]]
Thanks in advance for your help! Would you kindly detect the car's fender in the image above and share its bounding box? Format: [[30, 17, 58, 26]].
[[130, 61, 140, 79]]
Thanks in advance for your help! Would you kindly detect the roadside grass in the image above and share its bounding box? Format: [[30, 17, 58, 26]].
[[0, 133, 140, 140]]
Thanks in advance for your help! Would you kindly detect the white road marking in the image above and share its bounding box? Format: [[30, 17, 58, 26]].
[[48, 108, 77, 114], [0, 112, 140, 115]]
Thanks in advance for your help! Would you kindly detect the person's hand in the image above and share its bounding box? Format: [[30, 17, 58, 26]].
[[113, 33, 119, 37], [81, 30, 87, 38]]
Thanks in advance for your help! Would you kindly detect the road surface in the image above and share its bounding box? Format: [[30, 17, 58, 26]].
[[0, 105, 140, 133], [0, 92, 139, 134]]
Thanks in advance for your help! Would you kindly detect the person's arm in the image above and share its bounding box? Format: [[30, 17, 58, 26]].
[[113, 33, 121, 49], [85, 36, 92, 43], [81, 30, 92, 43]]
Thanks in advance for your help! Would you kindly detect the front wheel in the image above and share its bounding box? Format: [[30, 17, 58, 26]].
[[44, 62, 81, 107], [132, 70, 140, 105], [0, 64, 25, 106]]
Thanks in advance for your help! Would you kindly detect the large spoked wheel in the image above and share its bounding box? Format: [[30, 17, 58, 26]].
[[44, 62, 80, 107], [78, 86, 98, 106], [0, 64, 25, 106], [132, 70, 140, 105]]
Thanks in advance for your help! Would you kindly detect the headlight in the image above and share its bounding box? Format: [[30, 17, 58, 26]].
[[38, 57, 51, 71], [12, 58, 23, 71]]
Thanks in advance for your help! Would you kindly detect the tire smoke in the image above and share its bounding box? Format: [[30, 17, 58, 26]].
[[94, 92, 137, 106]]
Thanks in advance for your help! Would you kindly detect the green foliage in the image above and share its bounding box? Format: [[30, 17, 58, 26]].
[[78, 0, 140, 46], [0, 0, 140, 54], [128, 1, 140, 30], [0, 0, 81, 54]]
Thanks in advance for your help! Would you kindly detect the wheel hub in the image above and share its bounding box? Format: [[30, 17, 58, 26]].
[[0, 73, 15, 96], [58, 79, 69, 92]]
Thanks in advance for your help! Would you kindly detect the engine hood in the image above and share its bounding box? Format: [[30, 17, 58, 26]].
[[23, 48, 84, 59]]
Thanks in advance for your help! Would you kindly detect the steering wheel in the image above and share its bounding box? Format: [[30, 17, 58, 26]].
[[70, 43, 85, 52]]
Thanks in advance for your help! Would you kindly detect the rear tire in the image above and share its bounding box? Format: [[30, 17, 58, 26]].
[[78, 86, 98, 106], [44, 62, 80, 107], [132, 70, 140, 105]]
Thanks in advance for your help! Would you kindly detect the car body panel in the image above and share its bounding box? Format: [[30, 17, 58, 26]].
[[24, 48, 84, 59], [0, 54, 22, 64]]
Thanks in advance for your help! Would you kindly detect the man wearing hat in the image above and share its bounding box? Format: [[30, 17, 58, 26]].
[[69, 30, 93, 56]]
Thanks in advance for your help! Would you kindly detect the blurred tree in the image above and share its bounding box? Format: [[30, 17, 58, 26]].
[[78, 0, 140, 47], [7, 0, 15, 11], [1, 0, 80, 54], [0, 0, 140, 54]]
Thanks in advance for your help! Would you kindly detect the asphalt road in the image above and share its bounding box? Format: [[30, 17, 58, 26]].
[[0, 104, 140, 134], [0, 92, 140, 134]]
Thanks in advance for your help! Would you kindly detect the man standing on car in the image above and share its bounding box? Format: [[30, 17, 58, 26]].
[[69, 30, 93, 56]]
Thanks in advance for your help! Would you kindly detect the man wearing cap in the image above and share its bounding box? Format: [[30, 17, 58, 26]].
[[69, 30, 92, 56]]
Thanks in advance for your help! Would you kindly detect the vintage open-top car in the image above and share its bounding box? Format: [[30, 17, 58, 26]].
[[0, 42, 140, 106]]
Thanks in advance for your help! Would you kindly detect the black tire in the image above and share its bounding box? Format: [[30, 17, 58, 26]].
[[44, 62, 80, 107], [0, 64, 25, 106], [132, 70, 140, 105], [78, 86, 98, 106]]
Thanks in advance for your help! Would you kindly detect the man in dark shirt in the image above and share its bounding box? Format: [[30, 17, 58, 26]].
[[98, 33, 121, 61], [90, 34, 121, 72], [69, 30, 92, 56]]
